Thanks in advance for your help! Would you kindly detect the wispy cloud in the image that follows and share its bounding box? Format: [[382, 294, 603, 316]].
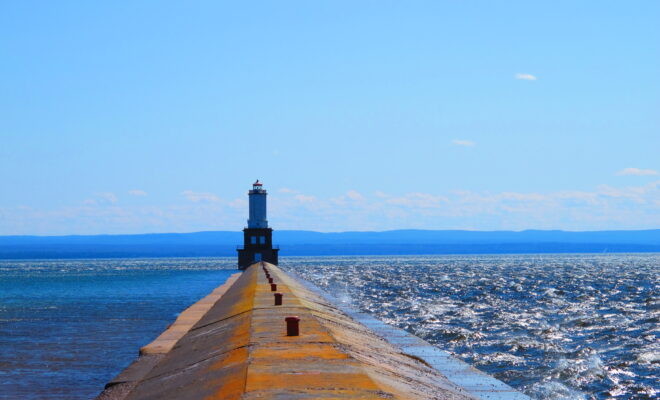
[[128, 189, 148, 197], [294, 194, 316, 203], [515, 73, 537, 81], [181, 190, 220, 203], [0, 202, 241, 235], [387, 192, 449, 208], [346, 190, 365, 201], [452, 139, 476, 147], [96, 192, 118, 204], [4, 182, 660, 234], [616, 167, 658, 176], [279, 181, 658, 230], [83, 192, 124, 206], [228, 198, 247, 208]]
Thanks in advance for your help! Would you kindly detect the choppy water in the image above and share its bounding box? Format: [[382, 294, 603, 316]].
[[1, 255, 658, 400], [0, 258, 237, 400], [283, 254, 659, 400]]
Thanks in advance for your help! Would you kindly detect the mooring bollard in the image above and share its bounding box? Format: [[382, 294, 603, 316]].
[[285, 316, 300, 336], [268, 277, 273, 284], [274, 292, 283, 306], [270, 283, 277, 291]]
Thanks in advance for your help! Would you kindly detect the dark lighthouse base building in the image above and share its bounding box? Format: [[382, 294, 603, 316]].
[[237, 181, 279, 269], [237, 227, 279, 269]]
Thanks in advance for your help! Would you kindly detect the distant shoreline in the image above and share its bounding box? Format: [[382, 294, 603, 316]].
[[1, 229, 658, 259]]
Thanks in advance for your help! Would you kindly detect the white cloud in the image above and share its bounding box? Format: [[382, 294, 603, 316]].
[[294, 194, 316, 203], [498, 192, 548, 201], [452, 139, 476, 147], [616, 167, 658, 176], [96, 192, 118, 204], [387, 192, 449, 208], [128, 189, 148, 196], [515, 73, 537, 81], [346, 190, 365, 201], [181, 190, 220, 203], [279, 187, 298, 194], [228, 198, 247, 208], [4, 181, 660, 234]]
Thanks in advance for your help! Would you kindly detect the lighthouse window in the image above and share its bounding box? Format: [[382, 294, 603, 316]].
[[259, 236, 266, 244], [251, 236, 257, 244]]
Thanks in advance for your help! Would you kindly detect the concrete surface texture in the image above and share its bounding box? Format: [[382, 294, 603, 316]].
[[97, 262, 478, 399], [290, 272, 532, 400], [139, 273, 241, 355]]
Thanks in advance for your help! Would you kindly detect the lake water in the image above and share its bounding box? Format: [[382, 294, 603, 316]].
[[1, 255, 658, 399], [284, 254, 659, 399], [0, 258, 237, 400]]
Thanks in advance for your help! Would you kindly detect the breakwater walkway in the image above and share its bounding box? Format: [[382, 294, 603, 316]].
[[97, 263, 528, 399]]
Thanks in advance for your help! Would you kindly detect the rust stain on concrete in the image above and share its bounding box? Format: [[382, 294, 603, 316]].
[[97, 263, 478, 400]]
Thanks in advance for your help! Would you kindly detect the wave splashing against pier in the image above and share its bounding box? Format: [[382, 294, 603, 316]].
[[284, 254, 659, 400]]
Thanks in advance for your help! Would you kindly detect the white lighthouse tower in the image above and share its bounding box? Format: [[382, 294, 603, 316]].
[[247, 181, 268, 229]]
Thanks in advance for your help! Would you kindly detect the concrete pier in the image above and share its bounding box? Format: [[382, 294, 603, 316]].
[[97, 263, 529, 399]]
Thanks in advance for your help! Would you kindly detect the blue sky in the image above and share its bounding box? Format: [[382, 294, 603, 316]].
[[1, 1, 658, 234]]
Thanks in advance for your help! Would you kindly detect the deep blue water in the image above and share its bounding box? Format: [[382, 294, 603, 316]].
[[283, 254, 659, 400], [0, 258, 237, 400], [1, 255, 658, 400]]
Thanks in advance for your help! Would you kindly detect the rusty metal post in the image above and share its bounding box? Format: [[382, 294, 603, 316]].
[[270, 283, 277, 292], [274, 292, 283, 306], [285, 316, 300, 336]]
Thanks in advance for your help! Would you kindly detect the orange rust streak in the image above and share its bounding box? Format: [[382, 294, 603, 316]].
[[125, 266, 259, 400], [243, 263, 392, 398], [104, 262, 478, 400], [197, 267, 260, 400], [250, 343, 350, 360], [202, 347, 249, 400], [247, 372, 382, 391]]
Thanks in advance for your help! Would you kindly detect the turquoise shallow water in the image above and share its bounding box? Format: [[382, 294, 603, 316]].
[[0, 258, 237, 400]]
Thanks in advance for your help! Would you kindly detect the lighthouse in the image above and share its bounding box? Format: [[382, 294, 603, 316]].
[[237, 180, 279, 269]]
